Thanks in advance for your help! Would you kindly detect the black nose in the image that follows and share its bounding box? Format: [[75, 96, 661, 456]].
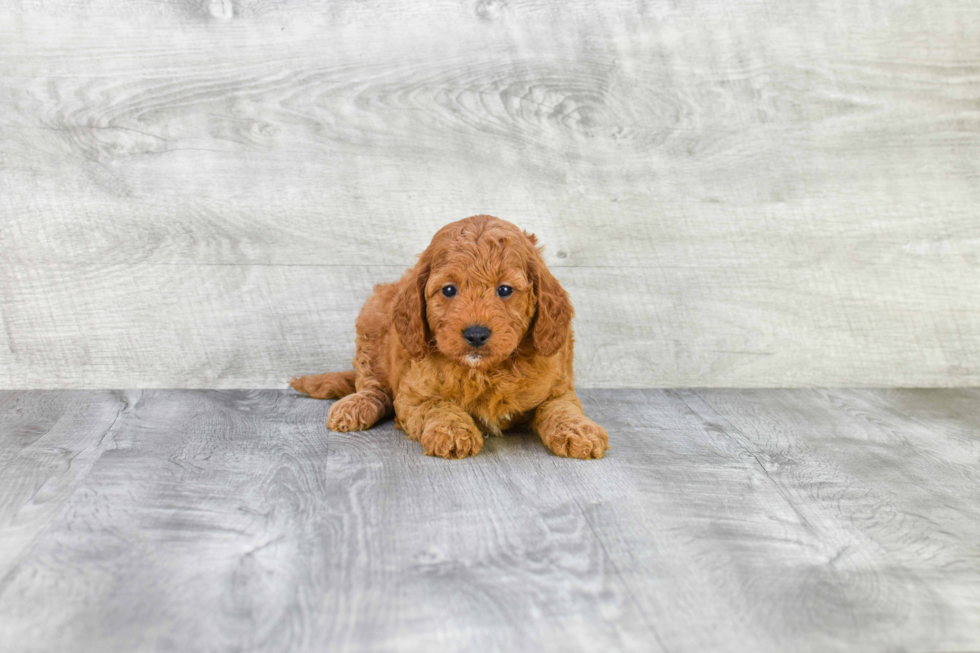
[[462, 325, 491, 348]]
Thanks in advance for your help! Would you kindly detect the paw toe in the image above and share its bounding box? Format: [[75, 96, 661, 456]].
[[550, 420, 609, 460], [327, 395, 379, 432], [421, 422, 484, 459]]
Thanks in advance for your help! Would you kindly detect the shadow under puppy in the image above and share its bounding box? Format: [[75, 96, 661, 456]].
[[291, 214, 608, 460]]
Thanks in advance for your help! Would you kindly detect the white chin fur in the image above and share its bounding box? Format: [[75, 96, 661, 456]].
[[465, 354, 482, 367]]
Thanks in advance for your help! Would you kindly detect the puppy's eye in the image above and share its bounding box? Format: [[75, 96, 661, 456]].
[[442, 285, 457, 298], [497, 285, 513, 298]]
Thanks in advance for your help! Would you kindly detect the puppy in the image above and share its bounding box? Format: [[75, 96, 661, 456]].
[[290, 214, 608, 460]]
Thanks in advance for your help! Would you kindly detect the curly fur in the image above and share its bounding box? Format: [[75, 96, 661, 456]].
[[290, 215, 609, 460]]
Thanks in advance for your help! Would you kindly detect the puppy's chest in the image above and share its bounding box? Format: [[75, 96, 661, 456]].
[[456, 376, 540, 437], [471, 405, 525, 437]]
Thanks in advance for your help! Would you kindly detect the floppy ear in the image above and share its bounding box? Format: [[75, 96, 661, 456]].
[[528, 244, 573, 357], [392, 248, 432, 359]]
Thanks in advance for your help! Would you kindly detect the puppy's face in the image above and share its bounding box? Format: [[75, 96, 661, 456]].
[[424, 239, 535, 369], [393, 216, 573, 368]]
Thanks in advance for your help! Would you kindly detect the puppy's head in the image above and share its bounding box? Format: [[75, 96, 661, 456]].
[[393, 215, 573, 368]]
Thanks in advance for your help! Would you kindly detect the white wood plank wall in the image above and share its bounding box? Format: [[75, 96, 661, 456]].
[[1, 0, 978, 388]]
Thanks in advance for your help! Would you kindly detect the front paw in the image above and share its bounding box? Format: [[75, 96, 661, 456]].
[[420, 419, 484, 459], [544, 418, 609, 459]]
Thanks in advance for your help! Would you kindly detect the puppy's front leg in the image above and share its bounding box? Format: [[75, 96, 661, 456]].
[[532, 392, 609, 459], [394, 396, 484, 459]]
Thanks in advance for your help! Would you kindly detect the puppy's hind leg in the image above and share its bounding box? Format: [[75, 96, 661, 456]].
[[290, 370, 357, 399], [327, 365, 393, 432], [326, 345, 393, 432], [292, 370, 391, 431], [327, 387, 391, 432], [289, 370, 391, 431]]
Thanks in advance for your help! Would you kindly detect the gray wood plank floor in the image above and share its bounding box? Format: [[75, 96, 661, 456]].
[[1, 388, 978, 652]]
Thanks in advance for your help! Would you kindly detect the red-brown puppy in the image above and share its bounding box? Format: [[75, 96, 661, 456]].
[[290, 215, 608, 460]]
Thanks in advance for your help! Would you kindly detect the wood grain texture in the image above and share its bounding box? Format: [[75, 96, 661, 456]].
[[0, 388, 978, 652], [1, 0, 979, 387], [0, 390, 138, 573]]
